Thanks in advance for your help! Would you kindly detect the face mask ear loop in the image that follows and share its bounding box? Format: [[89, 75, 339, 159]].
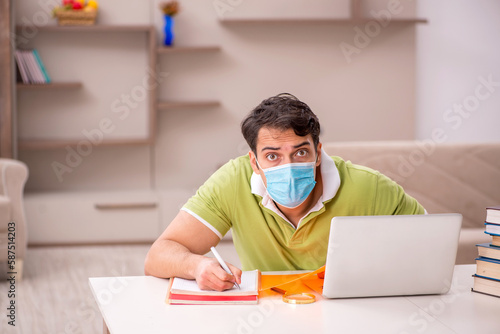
[[255, 158, 262, 171]]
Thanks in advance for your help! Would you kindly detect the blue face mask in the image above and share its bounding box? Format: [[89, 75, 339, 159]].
[[257, 160, 317, 209]]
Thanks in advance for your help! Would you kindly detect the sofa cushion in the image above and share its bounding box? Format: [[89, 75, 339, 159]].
[[323, 141, 500, 229]]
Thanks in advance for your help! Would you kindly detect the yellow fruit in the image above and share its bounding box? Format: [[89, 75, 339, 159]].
[[87, 0, 98, 9]]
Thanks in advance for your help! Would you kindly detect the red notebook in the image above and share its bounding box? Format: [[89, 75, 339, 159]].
[[166, 270, 261, 305]]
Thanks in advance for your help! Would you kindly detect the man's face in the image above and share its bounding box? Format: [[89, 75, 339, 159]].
[[249, 127, 322, 187]]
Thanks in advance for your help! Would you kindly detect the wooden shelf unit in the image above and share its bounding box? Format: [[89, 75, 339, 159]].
[[15, 24, 158, 150], [16, 25, 153, 33], [16, 82, 83, 90], [219, 0, 427, 25], [157, 100, 220, 110], [18, 138, 151, 150], [219, 18, 428, 24], [157, 45, 221, 54], [14, 24, 223, 150]]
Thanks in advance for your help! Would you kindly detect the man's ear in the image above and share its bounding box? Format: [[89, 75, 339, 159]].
[[316, 142, 322, 167], [248, 150, 261, 174]]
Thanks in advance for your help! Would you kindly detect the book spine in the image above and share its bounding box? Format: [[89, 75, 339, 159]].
[[32, 49, 51, 83], [21, 50, 37, 84], [14, 50, 30, 84], [26, 50, 45, 84]]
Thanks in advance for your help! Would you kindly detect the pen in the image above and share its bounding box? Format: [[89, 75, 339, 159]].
[[210, 246, 240, 289]]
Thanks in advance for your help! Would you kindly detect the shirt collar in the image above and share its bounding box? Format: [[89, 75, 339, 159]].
[[250, 148, 341, 227]]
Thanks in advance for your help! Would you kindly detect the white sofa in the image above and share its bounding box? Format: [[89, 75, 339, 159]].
[[323, 141, 500, 264]]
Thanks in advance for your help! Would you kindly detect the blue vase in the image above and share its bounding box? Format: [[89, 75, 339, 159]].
[[163, 15, 174, 46]]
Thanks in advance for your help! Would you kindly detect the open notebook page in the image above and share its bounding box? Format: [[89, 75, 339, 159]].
[[171, 270, 259, 295]]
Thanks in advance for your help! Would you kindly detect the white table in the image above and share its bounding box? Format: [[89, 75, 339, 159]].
[[89, 265, 500, 334]]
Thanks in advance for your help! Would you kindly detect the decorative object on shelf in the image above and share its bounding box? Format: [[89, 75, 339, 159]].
[[160, 1, 180, 46], [52, 0, 99, 26]]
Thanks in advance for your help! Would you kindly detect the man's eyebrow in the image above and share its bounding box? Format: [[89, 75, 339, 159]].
[[261, 146, 280, 152], [293, 141, 311, 149], [260, 141, 311, 152]]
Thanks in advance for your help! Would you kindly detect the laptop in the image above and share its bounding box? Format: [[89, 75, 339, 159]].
[[322, 213, 462, 299]]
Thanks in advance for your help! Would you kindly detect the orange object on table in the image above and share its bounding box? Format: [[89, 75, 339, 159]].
[[259, 266, 325, 299]]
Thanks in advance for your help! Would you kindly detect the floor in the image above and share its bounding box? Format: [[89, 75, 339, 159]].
[[0, 241, 240, 334]]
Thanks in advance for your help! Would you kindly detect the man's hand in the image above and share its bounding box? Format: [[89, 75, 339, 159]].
[[194, 257, 242, 291]]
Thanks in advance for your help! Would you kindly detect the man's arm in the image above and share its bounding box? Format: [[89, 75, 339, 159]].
[[144, 210, 242, 291]]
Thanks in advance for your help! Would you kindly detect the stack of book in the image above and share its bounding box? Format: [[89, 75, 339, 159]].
[[472, 206, 500, 298], [14, 49, 51, 84]]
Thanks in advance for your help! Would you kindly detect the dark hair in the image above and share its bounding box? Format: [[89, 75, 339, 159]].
[[241, 93, 321, 154]]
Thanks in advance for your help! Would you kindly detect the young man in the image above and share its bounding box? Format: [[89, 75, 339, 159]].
[[144, 93, 425, 291]]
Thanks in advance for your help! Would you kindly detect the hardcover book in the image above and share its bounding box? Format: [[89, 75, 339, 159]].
[[486, 206, 500, 225], [492, 235, 500, 248], [472, 274, 500, 298], [476, 243, 500, 261], [484, 223, 500, 236], [166, 270, 261, 305], [475, 257, 500, 281]]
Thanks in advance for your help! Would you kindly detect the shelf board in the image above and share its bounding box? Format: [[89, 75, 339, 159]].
[[219, 18, 427, 24], [16, 25, 153, 33], [18, 138, 151, 150], [16, 82, 83, 90], [157, 45, 221, 54], [157, 100, 221, 110]]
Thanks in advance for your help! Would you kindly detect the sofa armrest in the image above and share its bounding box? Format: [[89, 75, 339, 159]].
[[0, 159, 29, 261]]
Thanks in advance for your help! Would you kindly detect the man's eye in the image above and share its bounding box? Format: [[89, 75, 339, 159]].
[[296, 150, 307, 157], [267, 154, 277, 161]]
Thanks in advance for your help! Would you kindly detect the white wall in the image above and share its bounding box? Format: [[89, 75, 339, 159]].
[[416, 0, 500, 143], [15, 0, 419, 192], [153, 0, 419, 191]]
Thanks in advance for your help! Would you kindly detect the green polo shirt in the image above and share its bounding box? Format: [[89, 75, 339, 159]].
[[182, 154, 425, 271]]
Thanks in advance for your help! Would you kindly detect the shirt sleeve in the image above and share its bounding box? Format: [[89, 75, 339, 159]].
[[181, 161, 237, 239], [373, 172, 426, 215]]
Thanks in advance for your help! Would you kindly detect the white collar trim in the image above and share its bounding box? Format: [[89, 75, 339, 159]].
[[250, 148, 341, 228]]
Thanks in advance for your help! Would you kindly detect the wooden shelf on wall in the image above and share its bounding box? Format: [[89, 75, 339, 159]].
[[157, 45, 221, 54], [18, 138, 152, 150], [219, 1, 427, 26], [219, 18, 351, 24], [16, 25, 153, 33], [157, 100, 220, 110], [219, 18, 428, 24], [16, 82, 83, 90]]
